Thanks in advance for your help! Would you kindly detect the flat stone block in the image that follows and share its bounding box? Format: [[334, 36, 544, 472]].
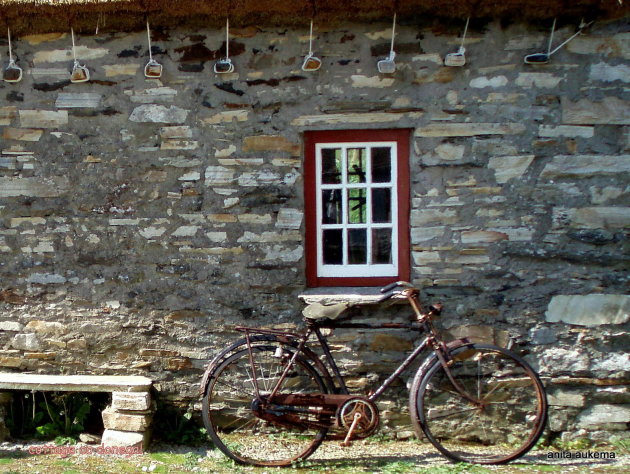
[[3, 128, 44, 142], [112, 392, 151, 412], [291, 112, 412, 126], [102, 406, 152, 431], [102, 429, 150, 450], [242, 135, 300, 156], [540, 155, 630, 178], [129, 105, 189, 124], [573, 207, 630, 229], [577, 404, 630, 429], [488, 155, 534, 183], [562, 97, 630, 125], [461, 230, 508, 243], [202, 109, 249, 124], [19, 110, 68, 128], [55, 93, 102, 109], [415, 123, 526, 137], [546, 294, 630, 326]]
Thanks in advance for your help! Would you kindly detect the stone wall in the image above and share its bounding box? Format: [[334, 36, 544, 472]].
[[0, 19, 629, 443]]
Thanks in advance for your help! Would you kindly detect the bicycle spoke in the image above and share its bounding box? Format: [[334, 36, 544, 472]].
[[203, 344, 328, 467], [414, 344, 547, 465]]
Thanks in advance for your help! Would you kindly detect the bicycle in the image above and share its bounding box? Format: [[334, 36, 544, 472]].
[[200, 281, 548, 467]]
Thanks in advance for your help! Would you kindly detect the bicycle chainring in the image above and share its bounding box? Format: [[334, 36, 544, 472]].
[[335, 396, 380, 439]]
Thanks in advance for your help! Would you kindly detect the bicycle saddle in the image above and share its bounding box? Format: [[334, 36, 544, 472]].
[[302, 302, 349, 321]]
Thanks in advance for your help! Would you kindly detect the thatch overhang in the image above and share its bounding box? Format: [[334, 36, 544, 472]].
[[0, 0, 628, 35]]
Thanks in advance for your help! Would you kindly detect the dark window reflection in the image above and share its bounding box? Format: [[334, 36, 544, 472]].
[[322, 148, 342, 184], [322, 189, 342, 224], [347, 188, 366, 224], [372, 147, 391, 183], [348, 229, 367, 264], [372, 188, 391, 223], [347, 148, 367, 184], [372, 229, 392, 264], [323, 229, 343, 264]]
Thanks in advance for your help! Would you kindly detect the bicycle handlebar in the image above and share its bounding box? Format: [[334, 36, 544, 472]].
[[376, 281, 418, 304], [380, 281, 414, 294]]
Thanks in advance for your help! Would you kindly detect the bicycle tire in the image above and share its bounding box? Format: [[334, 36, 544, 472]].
[[202, 344, 329, 467], [410, 343, 547, 464]]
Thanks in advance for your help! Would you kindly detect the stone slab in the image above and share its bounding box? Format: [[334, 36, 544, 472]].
[[0, 373, 152, 392], [102, 406, 152, 431], [415, 123, 526, 137], [55, 93, 102, 109], [102, 429, 151, 450], [546, 294, 630, 326], [562, 97, 630, 125], [291, 112, 414, 126], [0, 177, 70, 198], [112, 392, 151, 411], [540, 155, 630, 178], [19, 110, 68, 128]]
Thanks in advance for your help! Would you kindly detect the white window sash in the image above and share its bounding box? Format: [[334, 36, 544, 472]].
[[315, 142, 399, 278]]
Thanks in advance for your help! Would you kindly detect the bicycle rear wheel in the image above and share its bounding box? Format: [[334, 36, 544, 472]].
[[202, 344, 329, 466], [410, 343, 547, 464]]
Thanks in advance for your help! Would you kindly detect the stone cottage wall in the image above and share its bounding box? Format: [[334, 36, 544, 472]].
[[0, 19, 628, 443]]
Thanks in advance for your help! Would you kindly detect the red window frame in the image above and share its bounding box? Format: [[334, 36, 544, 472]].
[[304, 129, 411, 287]]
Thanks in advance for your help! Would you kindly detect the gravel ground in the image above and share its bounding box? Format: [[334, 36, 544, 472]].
[[0, 438, 627, 473]]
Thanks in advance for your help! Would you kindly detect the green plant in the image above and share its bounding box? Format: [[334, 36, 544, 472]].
[[611, 436, 630, 454], [183, 452, 198, 470], [55, 436, 78, 445], [153, 403, 208, 446], [35, 392, 91, 440], [6, 392, 45, 437], [551, 437, 590, 451]]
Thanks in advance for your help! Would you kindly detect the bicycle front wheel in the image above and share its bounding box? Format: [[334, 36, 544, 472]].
[[411, 343, 547, 464], [202, 344, 329, 467]]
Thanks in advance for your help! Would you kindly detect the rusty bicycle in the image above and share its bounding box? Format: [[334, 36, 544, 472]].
[[200, 281, 547, 467]]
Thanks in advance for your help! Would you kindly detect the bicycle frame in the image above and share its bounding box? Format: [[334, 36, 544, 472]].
[[237, 315, 468, 409]]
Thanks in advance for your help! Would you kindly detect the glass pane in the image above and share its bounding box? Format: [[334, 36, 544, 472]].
[[322, 148, 342, 184], [323, 229, 343, 264], [372, 188, 391, 223], [348, 229, 367, 264], [347, 148, 367, 184], [372, 229, 392, 264], [372, 147, 391, 183], [347, 188, 366, 224], [322, 190, 342, 224]]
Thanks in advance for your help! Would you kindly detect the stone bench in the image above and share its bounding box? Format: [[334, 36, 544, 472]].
[[0, 373, 153, 449]]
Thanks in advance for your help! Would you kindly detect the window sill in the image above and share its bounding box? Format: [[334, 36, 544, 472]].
[[298, 287, 406, 305]]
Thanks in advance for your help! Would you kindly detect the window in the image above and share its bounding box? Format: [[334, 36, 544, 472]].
[[304, 129, 410, 287]]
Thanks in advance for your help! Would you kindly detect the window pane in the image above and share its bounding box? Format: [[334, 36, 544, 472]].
[[347, 188, 366, 224], [322, 148, 342, 184], [347, 148, 367, 184], [372, 147, 391, 183], [322, 190, 342, 224], [323, 229, 343, 264], [371, 188, 391, 223], [348, 229, 367, 264], [372, 229, 392, 264]]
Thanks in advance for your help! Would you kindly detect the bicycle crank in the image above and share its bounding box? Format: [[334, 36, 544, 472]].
[[336, 396, 380, 440]]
